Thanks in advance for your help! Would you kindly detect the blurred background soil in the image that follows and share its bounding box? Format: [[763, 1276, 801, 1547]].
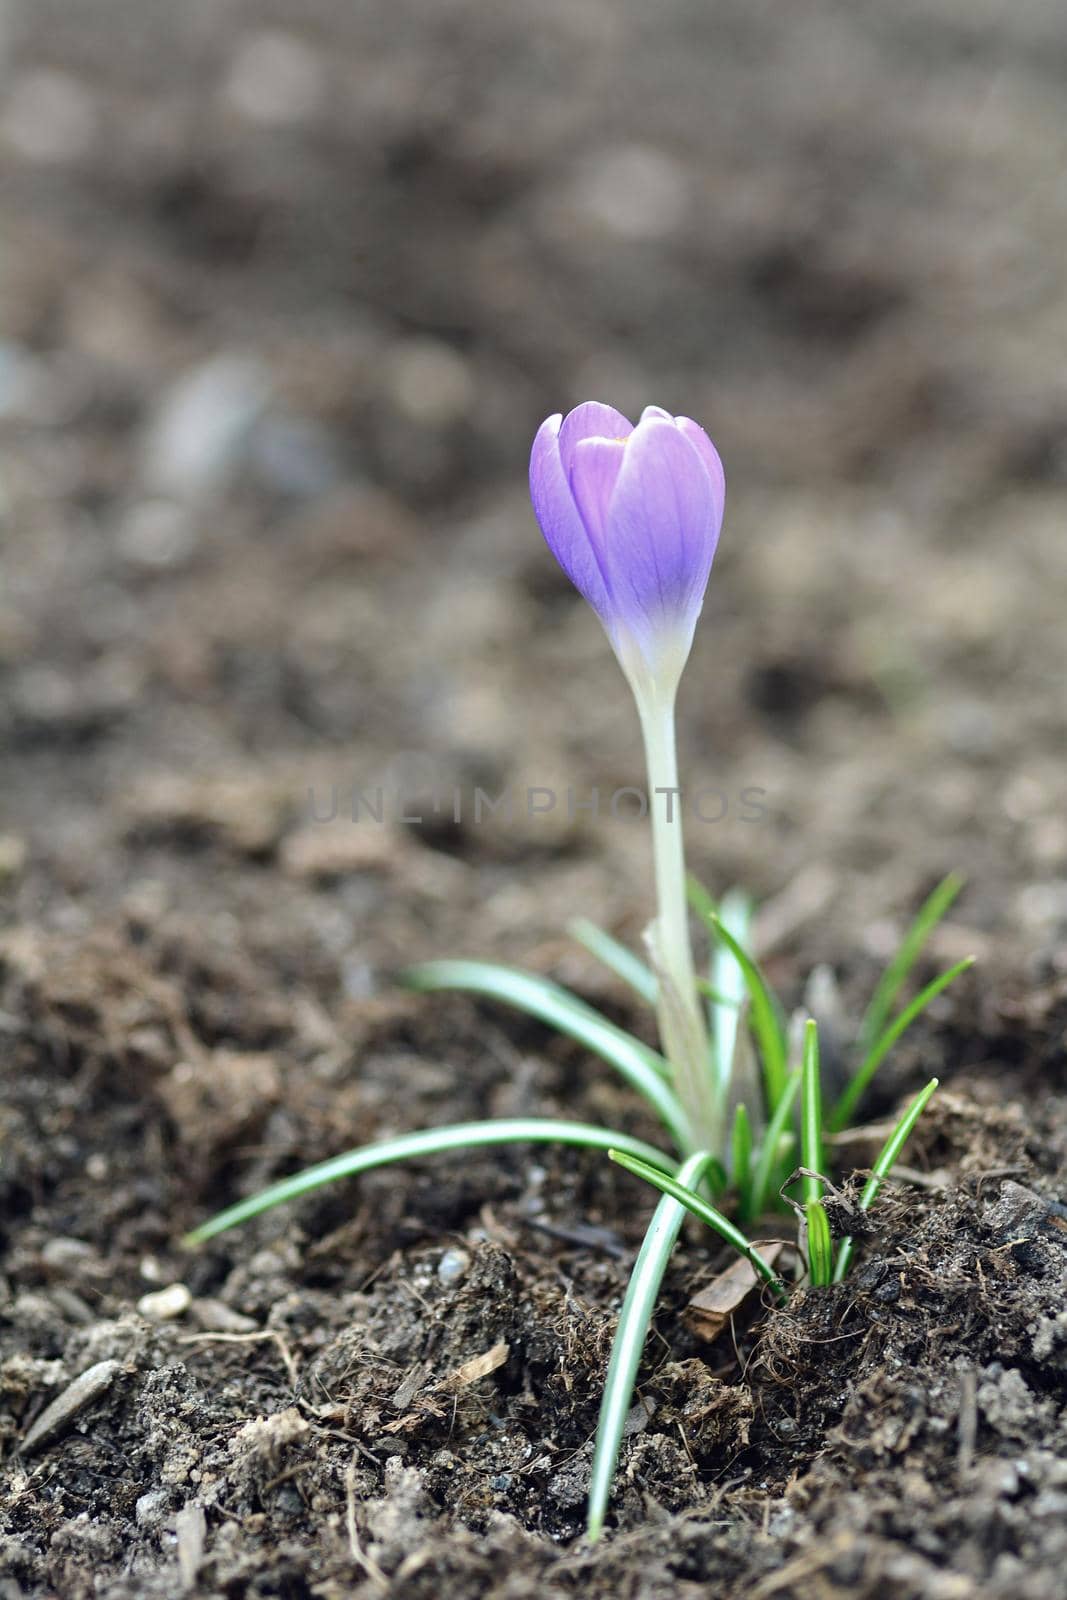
[[1, 3, 1065, 1597]]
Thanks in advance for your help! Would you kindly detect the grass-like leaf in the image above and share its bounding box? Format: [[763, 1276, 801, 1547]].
[[402, 959, 691, 1150], [805, 1200, 833, 1286], [569, 918, 658, 1007], [587, 1149, 716, 1540], [857, 872, 963, 1054], [830, 956, 972, 1132], [183, 1120, 676, 1247], [694, 977, 741, 1010], [833, 1078, 939, 1281], [685, 873, 718, 928], [708, 888, 753, 1095], [747, 1068, 801, 1221], [607, 1151, 788, 1299], [800, 1019, 823, 1206], [698, 915, 788, 1112], [731, 1103, 753, 1210]]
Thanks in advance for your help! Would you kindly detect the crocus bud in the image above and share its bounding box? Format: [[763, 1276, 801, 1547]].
[[529, 402, 725, 698]]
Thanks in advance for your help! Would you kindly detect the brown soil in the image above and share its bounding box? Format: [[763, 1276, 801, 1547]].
[[2, 4, 1066, 1597]]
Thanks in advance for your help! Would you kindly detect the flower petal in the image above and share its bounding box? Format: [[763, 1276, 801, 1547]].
[[557, 401, 633, 475], [569, 436, 627, 547], [675, 416, 726, 529], [529, 414, 612, 616], [639, 404, 673, 423], [603, 416, 719, 640]]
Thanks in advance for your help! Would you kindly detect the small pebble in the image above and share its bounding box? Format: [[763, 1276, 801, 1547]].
[[190, 1298, 258, 1334], [135, 1488, 171, 1530], [569, 144, 688, 239], [141, 355, 270, 500], [383, 338, 474, 425], [437, 1248, 470, 1286], [248, 414, 341, 499], [0, 344, 47, 422], [117, 499, 198, 571], [0, 833, 27, 883], [1017, 882, 1067, 931], [1, 70, 97, 164], [225, 31, 324, 126], [40, 1237, 96, 1273], [137, 1283, 192, 1322], [50, 1288, 95, 1326]]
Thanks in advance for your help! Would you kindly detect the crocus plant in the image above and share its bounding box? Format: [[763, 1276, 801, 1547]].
[[531, 403, 725, 1152], [188, 402, 972, 1539]]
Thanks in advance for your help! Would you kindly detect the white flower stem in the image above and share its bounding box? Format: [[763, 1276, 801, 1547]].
[[636, 687, 719, 1153]]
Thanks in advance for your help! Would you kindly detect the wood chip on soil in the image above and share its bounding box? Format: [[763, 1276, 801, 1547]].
[[19, 1359, 123, 1457], [685, 1244, 785, 1343]]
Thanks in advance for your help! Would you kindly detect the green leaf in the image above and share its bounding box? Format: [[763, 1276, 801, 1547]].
[[183, 1120, 676, 1247], [677, 1149, 729, 1195], [800, 1019, 824, 1207], [731, 1103, 753, 1213], [588, 1147, 784, 1539], [831, 957, 972, 1132], [748, 1069, 801, 1220], [709, 889, 753, 1095], [402, 959, 691, 1151], [857, 873, 964, 1054], [607, 1150, 788, 1299], [833, 1078, 938, 1281], [805, 1200, 833, 1286], [693, 978, 741, 1010], [569, 918, 658, 1007], [685, 873, 718, 928], [697, 915, 788, 1113]]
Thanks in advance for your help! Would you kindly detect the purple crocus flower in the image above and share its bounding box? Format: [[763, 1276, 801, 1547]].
[[530, 402, 725, 692]]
